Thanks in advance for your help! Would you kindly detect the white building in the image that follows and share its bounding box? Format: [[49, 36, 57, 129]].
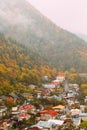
[[56, 73, 65, 83]]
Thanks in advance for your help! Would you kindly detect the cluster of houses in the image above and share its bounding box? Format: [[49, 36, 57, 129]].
[[0, 73, 87, 129]]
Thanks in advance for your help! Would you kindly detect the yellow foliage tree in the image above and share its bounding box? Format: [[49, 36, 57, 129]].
[[5, 97, 14, 108]]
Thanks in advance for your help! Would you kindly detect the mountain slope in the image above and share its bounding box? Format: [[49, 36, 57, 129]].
[[76, 33, 87, 42], [0, 0, 87, 71], [0, 35, 57, 95]]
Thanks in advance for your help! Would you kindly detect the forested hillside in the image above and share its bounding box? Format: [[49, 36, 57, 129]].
[[0, 0, 87, 71], [0, 35, 57, 95]]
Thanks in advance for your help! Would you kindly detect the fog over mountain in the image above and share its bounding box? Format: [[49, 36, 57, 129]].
[[0, 0, 87, 72], [76, 33, 87, 42]]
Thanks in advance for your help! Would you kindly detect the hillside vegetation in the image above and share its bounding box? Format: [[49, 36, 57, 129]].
[[0, 35, 57, 95], [0, 0, 87, 71]]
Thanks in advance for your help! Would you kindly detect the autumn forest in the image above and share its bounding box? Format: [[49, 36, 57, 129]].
[[0, 34, 57, 95]]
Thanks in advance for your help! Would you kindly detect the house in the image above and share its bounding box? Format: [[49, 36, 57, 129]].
[[9, 92, 19, 102], [56, 73, 65, 83], [80, 105, 85, 112], [28, 84, 37, 89], [42, 89, 51, 96], [11, 106, 20, 115], [0, 107, 7, 117], [35, 121, 55, 130], [37, 92, 41, 99], [51, 95, 62, 101], [34, 91, 42, 99], [19, 104, 35, 112], [48, 119, 64, 126], [0, 96, 7, 101], [34, 120, 63, 130], [32, 120, 63, 130], [39, 110, 58, 120], [43, 76, 49, 81], [84, 96, 87, 103], [18, 113, 30, 121], [53, 105, 65, 111], [51, 80, 60, 88], [79, 113, 87, 121], [73, 117, 81, 126], [69, 84, 79, 92], [43, 84, 56, 89], [22, 93, 31, 99], [70, 109, 82, 116], [0, 109, 7, 117], [22, 93, 34, 101], [66, 93, 76, 102]]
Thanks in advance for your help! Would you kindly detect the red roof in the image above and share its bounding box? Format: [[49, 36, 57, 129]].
[[19, 105, 34, 111], [51, 81, 60, 85], [39, 110, 48, 114], [48, 110, 57, 116], [39, 110, 57, 116], [58, 73, 65, 77], [19, 113, 30, 118]]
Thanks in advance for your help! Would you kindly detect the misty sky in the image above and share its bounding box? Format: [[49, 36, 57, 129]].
[[27, 0, 87, 35]]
